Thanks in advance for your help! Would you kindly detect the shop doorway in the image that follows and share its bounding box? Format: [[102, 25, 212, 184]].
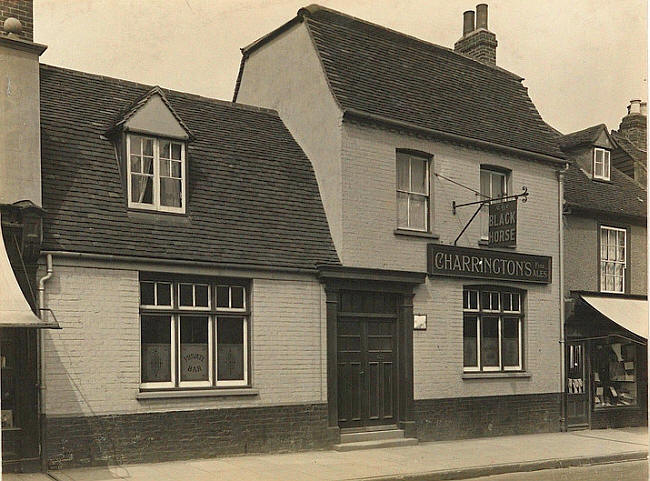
[[566, 341, 589, 430], [1, 328, 40, 472], [337, 291, 398, 429]]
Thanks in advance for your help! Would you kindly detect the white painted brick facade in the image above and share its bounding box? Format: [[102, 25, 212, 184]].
[[341, 122, 562, 399], [42, 263, 326, 417]]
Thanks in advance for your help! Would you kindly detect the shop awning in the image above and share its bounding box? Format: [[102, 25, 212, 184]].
[[0, 213, 59, 328], [580, 294, 648, 340]]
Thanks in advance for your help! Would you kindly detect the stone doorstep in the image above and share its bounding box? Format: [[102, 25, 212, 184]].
[[345, 450, 648, 481]]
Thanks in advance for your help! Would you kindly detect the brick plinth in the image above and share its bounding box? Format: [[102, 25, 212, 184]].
[[45, 403, 333, 470], [414, 393, 562, 441]]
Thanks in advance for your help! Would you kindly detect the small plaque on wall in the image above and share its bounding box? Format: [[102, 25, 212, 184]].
[[414, 314, 427, 330]]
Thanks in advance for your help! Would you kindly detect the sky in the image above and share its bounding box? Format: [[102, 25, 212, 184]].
[[34, 0, 647, 135]]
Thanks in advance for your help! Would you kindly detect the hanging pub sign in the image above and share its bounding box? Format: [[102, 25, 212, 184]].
[[489, 200, 517, 247], [427, 244, 552, 284]]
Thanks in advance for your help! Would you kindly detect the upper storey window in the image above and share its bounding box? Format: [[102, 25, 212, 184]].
[[593, 148, 611, 181], [600, 226, 626, 293], [480, 167, 509, 240], [397, 151, 430, 231], [128, 135, 185, 213]]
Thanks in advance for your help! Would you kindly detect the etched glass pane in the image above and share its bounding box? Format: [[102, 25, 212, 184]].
[[141, 315, 171, 383], [481, 316, 500, 368], [217, 317, 244, 381], [180, 316, 209, 382], [463, 316, 478, 368], [502, 317, 519, 367]]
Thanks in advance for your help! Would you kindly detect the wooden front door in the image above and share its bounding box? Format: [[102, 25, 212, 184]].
[[566, 341, 589, 429], [337, 291, 398, 428]]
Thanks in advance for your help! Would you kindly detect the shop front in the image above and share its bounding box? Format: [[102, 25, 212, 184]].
[[565, 292, 648, 430]]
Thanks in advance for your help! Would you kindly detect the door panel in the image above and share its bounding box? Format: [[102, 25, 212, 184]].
[[337, 292, 398, 429], [566, 341, 589, 429]]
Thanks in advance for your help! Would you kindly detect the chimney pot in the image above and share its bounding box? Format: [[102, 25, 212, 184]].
[[463, 10, 475, 36], [476, 4, 488, 29], [628, 99, 642, 115]]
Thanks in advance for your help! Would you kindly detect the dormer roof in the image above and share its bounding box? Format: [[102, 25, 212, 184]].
[[558, 124, 614, 152], [108, 86, 193, 140]]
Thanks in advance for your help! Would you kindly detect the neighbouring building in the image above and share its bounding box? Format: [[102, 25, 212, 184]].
[[611, 100, 647, 187], [558, 113, 648, 431], [1, 1, 342, 471], [235, 4, 567, 442]]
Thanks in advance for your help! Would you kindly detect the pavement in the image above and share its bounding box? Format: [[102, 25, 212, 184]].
[[4, 427, 647, 481]]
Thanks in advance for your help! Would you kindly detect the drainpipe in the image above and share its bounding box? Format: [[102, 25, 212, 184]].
[[37, 253, 53, 468], [557, 165, 568, 431]]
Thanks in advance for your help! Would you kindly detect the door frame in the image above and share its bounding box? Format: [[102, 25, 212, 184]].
[[318, 265, 426, 439]]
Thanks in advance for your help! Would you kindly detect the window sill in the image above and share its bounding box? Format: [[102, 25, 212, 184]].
[[462, 372, 531, 380], [394, 229, 439, 240], [127, 209, 190, 225], [136, 388, 259, 400]]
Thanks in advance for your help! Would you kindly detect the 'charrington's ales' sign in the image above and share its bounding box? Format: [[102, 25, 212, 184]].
[[427, 244, 551, 284]]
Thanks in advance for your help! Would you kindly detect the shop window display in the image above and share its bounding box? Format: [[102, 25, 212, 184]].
[[593, 340, 637, 408]]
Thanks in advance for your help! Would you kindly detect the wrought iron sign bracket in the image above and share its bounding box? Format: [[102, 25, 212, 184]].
[[452, 186, 528, 246]]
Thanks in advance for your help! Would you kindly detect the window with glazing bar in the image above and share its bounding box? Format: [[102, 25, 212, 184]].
[[463, 287, 524, 372], [600, 226, 626, 293], [139, 277, 249, 389], [396, 151, 430, 231]]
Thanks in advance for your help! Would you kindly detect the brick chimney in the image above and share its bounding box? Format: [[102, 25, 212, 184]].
[[0, 0, 46, 207], [0, 0, 33, 41], [617, 99, 647, 150], [454, 4, 498, 65]]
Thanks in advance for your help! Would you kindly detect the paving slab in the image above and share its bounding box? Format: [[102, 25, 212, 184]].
[[4, 427, 647, 481]]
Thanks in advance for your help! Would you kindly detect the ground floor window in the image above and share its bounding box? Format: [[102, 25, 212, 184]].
[[463, 287, 524, 372], [140, 276, 249, 389], [593, 338, 637, 408]]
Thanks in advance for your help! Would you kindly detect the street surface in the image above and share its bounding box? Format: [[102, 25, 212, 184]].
[[462, 460, 647, 481]]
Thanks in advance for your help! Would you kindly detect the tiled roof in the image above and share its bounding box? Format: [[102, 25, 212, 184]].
[[611, 130, 646, 162], [294, 5, 564, 159], [558, 124, 607, 151], [564, 162, 646, 219], [40, 65, 340, 270]]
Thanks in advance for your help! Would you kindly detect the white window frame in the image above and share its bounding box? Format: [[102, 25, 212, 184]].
[[396, 152, 430, 232], [178, 283, 211, 311], [215, 316, 249, 387], [600, 226, 626, 293], [140, 281, 173, 309], [480, 168, 509, 240], [140, 315, 177, 390], [177, 315, 213, 388], [139, 279, 249, 390], [463, 288, 523, 373], [127, 134, 186, 213], [593, 148, 611, 181]]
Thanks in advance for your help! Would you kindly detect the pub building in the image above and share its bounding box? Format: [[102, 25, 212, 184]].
[[559, 118, 648, 430], [236, 4, 567, 442]]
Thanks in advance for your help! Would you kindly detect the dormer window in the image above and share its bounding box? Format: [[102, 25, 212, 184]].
[[127, 134, 186, 213], [593, 148, 610, 181]]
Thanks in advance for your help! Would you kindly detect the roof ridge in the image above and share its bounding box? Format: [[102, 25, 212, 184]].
[[40, 63, 280, 117], [300, 4, 524, 81]]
